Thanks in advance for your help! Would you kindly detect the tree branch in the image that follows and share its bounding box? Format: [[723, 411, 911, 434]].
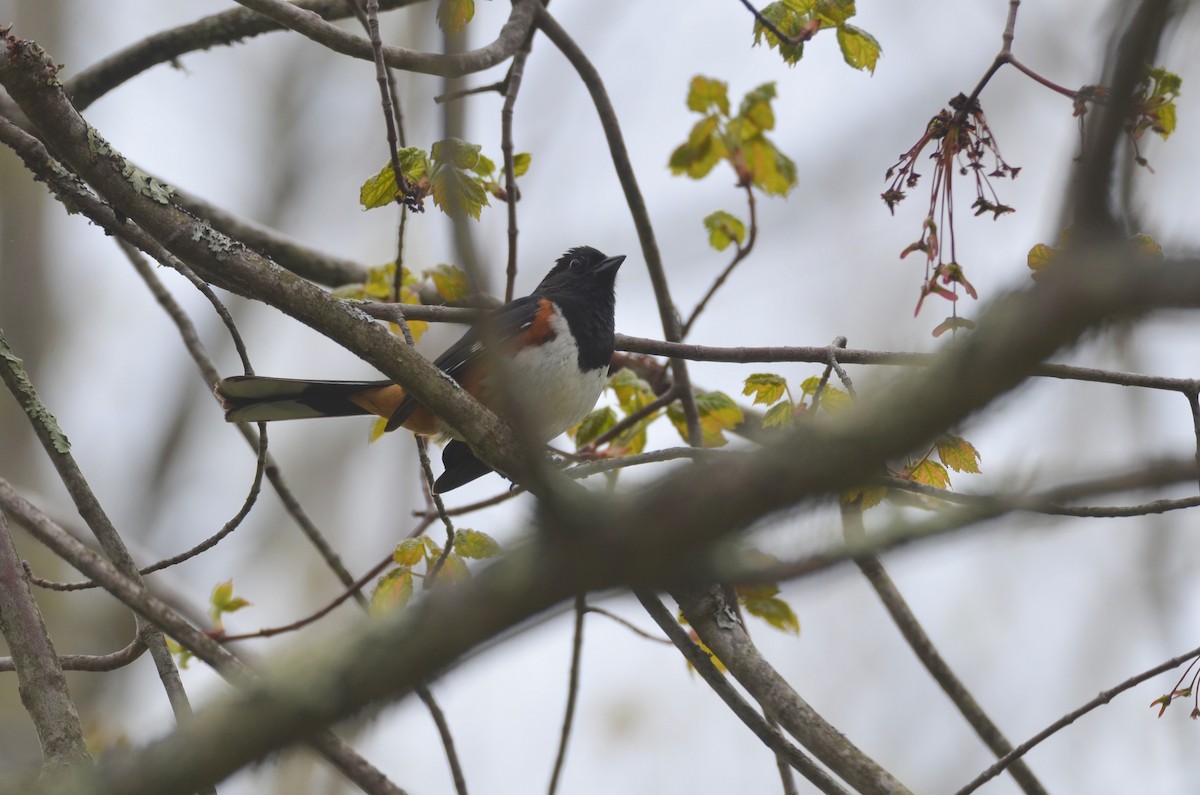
[[64, 0, 424, 111], [0, 509, 91, 769], [841, 501, 1047, 795], [676, 586, 910, 794], [638, 592, 851, 795], [230, 0, 538, 77]]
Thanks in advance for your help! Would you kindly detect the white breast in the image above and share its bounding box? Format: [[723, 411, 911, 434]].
[[484, 308, 607, 442]]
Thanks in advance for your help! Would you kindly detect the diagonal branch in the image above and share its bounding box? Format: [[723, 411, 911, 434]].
[[841, 501, 1047, 795]]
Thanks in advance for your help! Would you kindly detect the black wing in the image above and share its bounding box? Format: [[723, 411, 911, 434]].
[[384, 295, 543, 431]]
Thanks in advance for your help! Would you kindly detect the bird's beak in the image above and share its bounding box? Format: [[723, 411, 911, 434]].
[[598, 254, 625, 275]]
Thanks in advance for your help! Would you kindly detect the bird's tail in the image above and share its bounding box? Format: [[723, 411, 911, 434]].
[[215, 376, 401, 423]]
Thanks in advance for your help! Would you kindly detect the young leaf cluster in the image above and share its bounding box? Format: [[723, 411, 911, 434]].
[[742, 372, 850, 431], [751, 0, 880, 74], [1127, 66, 1183, 168], [359, 139, 531, 220], [371, 530, 502, 614], [669, 76, 798, 197], [844, 433, 982, 510]]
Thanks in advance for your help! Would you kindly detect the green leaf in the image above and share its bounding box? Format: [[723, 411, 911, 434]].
[[431, 137, 482, 171], [368, 416, 389, 443], [512, 152, 532, 177], [472, 152, 497, 178], [743, 594, 800, 634], [841, 486, 886, 510], [437, 0, 475, 34], [743, 373, 787, 405], [740, 135, 798, 196], [394, 538, 426, 567], [1155, 102, 1177, 138], [668, 116, 727, 179], [359, 165, 398, 211], [370, 568, 414, 614], [858, 485, 888, 510], [910, 459, 950, 489], [573, 406, 618, 449], [762, 401, 795, 430], [165, 638, 194, 670], [606, 369, 656, 415], [817, 386, 852, 412], [359, 148, 430, 210], [753, 2, 810, 66], [431, 163, 489, 220], [738, 83, 778, 134], [670, 391, 744, 447], [704, 210, 747, 251], [836, 24, 881, 74], [454, 529, 501, 559], [687, 75, 731, 116], [936, 434, 981, 474], [610, 420, 650, 456], [815, 0, 856, 26], [433, 554, 471, 583], [209, 580, 251, 629], [798, 375, 822, 396], [1027, 242, 1057, 277], [1132, 232, 1163, 258], [424, 263, 470, 303]]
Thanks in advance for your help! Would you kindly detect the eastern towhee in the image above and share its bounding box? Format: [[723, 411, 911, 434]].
[[215, 246, 624, 492]]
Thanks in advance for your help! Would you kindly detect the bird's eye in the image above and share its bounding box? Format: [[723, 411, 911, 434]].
[[569, 258, 582, 270]]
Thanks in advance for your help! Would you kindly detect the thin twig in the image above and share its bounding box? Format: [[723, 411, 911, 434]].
[[842, 500, 1047, 795], [734, 0, 820, 46], [956, 643, 1200, 795], [219, 551, 397, 643], [417, 685, 469, 795], [502, 47, 533, 303], [682, 183, 758, 338], [547, 595, 586, 795], [582, 606, 672, 644]]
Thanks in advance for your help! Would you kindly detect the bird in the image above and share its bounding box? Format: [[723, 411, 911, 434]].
[[215, 245, 624, 492]]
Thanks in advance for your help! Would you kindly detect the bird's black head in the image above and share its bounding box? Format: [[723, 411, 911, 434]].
[[534, 246, 624, 371], [534, 246, 624, 298]]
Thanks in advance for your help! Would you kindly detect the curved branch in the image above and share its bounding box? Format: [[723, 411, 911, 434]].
[[231, 0, 539, 77], [0, 637, 147, 674], [65, 0, 424, 110]]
